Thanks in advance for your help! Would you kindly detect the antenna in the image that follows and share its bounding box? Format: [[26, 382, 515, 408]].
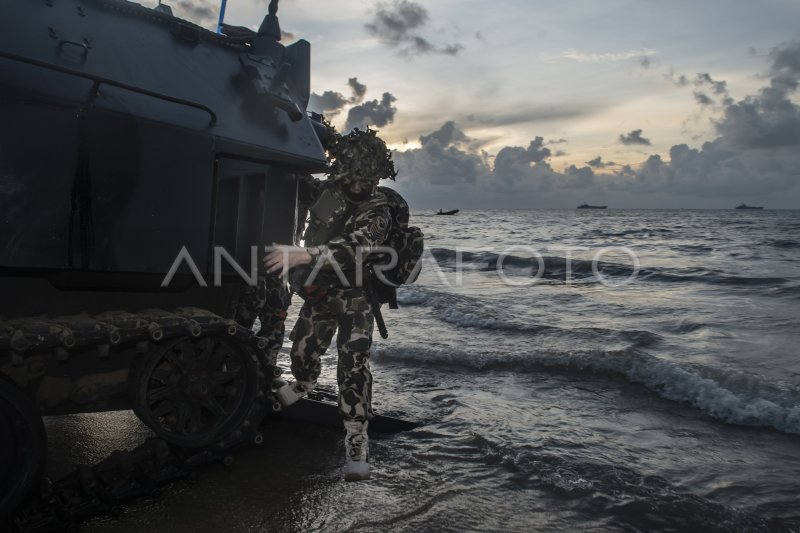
[[216, 0, 228, 34]]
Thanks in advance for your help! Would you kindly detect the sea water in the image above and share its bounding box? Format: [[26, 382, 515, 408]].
[[326, 208, 800, 531], [66, 208, 800, 532]]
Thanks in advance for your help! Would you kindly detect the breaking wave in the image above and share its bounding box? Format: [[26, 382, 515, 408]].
[[454, 434, 781, 531], [374, 344, 800, 435], [396, 287, 661, 347], [427, 247, 793, 287]]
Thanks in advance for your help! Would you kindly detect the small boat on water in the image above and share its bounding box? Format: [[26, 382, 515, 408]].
[[735, 203, 764, 210], [577, 203, 607, 209], [436, 209, 459, 215]]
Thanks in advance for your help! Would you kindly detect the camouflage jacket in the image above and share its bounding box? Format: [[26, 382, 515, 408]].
[[292, 175, 392, 291]]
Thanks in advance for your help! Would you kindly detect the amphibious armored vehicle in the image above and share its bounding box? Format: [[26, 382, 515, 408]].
[[0, 0, 331, 521]]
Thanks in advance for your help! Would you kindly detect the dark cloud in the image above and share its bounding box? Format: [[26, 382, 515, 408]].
[[493, 137, 552, 185], [365, 0, 463, 57], [548, 138, 568, 144], [714, 39, 800, 149], [524, 137, 552, 162], [308, 77, 368, 117], [394, 124, 566, 194], [770, 41, 800, 77], [420, 121, 470, 147], [629, 142, 799, 199], [345, 92, 398, 131], [695, 73, 728, 95], [441, 44, 464, 56], [309, 90, 348, 116], [366, 0, 427, 44], [392, 39, 800, 208], [408, 36, 433, 54], [694, 91, 714, 106], [563, 164, 596, 189], [626, 39, 800, 201], [619, 129, 652, 145], [586, 156, 617, 168], [393, 122, 487, 186], [640, 56, 652, 69], [671, 70, 731, 107], [348, 77, 367, 100], [666, 69, 689, 87], [768, 39, 800, 99]]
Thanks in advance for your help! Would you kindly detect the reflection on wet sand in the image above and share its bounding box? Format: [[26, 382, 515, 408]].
[[45, 412, 348, 532]]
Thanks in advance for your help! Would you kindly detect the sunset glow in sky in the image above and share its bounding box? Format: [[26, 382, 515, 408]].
[[146, 0, 800, 208]]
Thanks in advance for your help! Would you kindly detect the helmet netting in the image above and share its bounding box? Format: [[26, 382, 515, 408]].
[[327, 127, 397, 183]]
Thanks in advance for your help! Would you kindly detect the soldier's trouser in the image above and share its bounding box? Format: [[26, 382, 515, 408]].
[[233, 275, 290, 366], [289, 288, 374, 424]]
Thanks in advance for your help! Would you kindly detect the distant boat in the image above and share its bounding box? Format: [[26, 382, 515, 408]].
[[436, 209, 459, 215], [577, 203, 607, 209], [735, 203, 763, 210]]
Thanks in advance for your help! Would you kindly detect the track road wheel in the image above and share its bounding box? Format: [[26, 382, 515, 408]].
[[0, 379, 47, 523], [132, 335, 266, 448]]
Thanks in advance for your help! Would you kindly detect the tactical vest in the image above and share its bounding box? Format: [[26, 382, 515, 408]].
[[292, 183, 423, 311], [291, 181, 387, 291], [303, 181, 383, 247]]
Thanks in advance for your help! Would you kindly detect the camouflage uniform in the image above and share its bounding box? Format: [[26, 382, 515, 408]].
[[233, 175, 310, 366], [290, 287, 374, 421], [233, 274, 290, 367], [289, 176, 392, 424]]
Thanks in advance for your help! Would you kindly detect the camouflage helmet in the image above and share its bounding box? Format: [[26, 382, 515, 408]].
[[327, 127, 398, 183]]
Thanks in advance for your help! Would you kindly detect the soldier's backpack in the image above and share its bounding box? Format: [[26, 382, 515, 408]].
[[378, 187, 423, 283], [368, 186, 424, 310]]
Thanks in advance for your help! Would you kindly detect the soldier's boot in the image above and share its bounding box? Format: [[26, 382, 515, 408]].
[[274, 379, 314, 407], [343, 420, 370, 481]]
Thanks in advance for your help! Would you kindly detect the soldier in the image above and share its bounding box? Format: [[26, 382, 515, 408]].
[[263, 128, 396, 481], [232, 274, 290, 368], [232, 190, 308, 367]]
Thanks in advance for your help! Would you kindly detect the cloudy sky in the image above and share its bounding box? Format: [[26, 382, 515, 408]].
[[150, 0, 799, 208]]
